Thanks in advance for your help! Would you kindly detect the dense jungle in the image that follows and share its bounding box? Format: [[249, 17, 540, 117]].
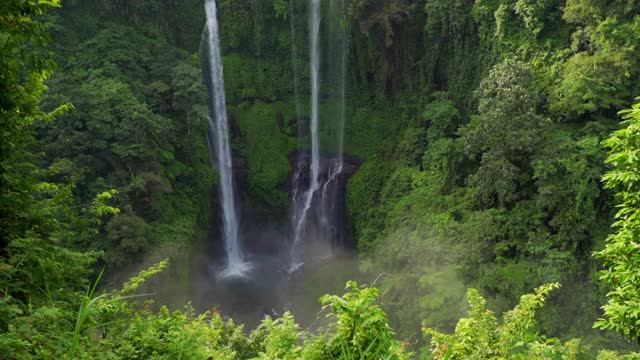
[[2, 0, 640, 358]]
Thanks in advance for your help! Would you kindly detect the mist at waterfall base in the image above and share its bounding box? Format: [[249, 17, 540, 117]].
[[191, 149, 361, 329], [193, 0, 359, 329], [192, 236, 360, 330]]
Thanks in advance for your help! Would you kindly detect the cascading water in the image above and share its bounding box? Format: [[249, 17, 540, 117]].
[[289, 0, 347, 272], [318, 0, 346, 246], [290, 0, 322, 273], [289, 0, 304, 232], [204, 0, 250, 278]]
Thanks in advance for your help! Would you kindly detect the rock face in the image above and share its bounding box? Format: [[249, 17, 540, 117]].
[[206, 150, 360, 264], [289, 151, 361, 190], [286, 151, 361, 258]]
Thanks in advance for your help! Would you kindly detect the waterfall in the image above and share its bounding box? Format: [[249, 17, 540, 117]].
[[330, 0, 346, 168], [204, 0, 250, 277], [289, 0, 322, 272], [289, 0, 347, 272], [308, 0, 321, 207], [319, 0, 346, 246], [290, 0, 304, 229]]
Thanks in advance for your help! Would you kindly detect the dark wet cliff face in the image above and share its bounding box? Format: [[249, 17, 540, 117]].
[[205, 149, 360, 262], [287, 151, 361, 252]]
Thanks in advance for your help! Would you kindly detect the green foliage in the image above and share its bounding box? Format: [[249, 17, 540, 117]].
[[273, 0, 288, 20], [343, 96, 400, 158], [106, 307, 244, 360], [461, 59, 548, 207], [596, 350, 640, 360], [356, 175, 470, 342], [233, 101, 295, 208], [513, 0, 552, 36], [171, 58, 209, 135], [422, 137, 466, 194], [120, 259, 169, 294], [347, 0, 418, 92], [104, 214, 152, 268], [395, 128, 427, 167], [595, 100, 640, 341], [348, 1, 630, 347], [0, 5, 102, 359], [223, 53, 293, 102], [550, 6, 640, 118], [37, 12, 217, 276], [70, 268, 106, 358], [346, 157, 392, 251], [3, 0, 640, 358], [315, 281, 410, 360], [250, 312, 302, 359], [422, 94, 461, 144], [462, 59, 545, 157], [78, 260, 248, 360], [425, 283, 579, 359], [63, 0, 206, 51]]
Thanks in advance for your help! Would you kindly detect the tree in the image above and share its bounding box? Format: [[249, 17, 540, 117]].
[[0, 0, 99, 304], [460, 59, 548, 207], [595, 100, 640, 341], [171, 60, 208, 134], [550, 1, 640, 118], [0, 2, 109, 356], [0, 0, 64, 250]]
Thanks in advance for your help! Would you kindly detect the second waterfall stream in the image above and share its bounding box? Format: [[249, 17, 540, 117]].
[[289, 0, 347, 273]]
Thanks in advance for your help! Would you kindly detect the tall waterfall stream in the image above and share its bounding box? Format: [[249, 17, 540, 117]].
[[204, 0, 250, 278]]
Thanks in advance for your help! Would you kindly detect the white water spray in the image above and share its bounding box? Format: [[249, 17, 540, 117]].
[[290, 0, 322, 272], [205, 0, 250, 278], [318, 0, 347, 244]]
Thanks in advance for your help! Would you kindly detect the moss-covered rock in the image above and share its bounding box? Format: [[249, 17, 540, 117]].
[[231, 100, 297, 208]]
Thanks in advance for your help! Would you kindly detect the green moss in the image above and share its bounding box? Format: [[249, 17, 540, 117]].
[[232, 100, 297, 208], [346, 158, 391, 251], [223, 52, 294, 103], [223, 53, 259, 103], [344, 95, 402, 159]]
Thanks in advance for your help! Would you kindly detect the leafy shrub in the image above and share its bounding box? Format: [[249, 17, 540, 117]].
[[424, 283, 581, 359], [595, 100, 640, 341], [316, 281, 410, 360]]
